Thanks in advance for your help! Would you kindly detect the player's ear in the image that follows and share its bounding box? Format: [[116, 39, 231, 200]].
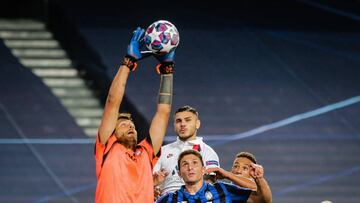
[[201, 166, 206, 176], [177, 168, 182, 178], [196, 119, 201, 130]]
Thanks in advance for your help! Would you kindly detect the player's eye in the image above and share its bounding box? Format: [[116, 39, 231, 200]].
[[193, 160, 200, 166], [181, 162, 188, 167]]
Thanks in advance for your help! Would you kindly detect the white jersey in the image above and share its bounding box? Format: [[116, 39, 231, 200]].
[[154, 137, 220, 195]]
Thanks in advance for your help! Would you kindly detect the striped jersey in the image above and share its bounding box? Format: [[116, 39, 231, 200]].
[[156, 181, 252, 203]]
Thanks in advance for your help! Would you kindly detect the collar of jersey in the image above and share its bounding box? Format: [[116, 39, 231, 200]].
[[180, 181, 207, 199], [176, 137, 203, 146]]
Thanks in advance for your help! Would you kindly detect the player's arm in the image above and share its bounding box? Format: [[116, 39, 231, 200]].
[[98, 65, 130, 144], [249, 163, 272, 203], [97, 27, 145, 144], [153, 168, 169, 186], [149, 51, 175, 155], [153, 154, 166, 184], [204, 147, 221, 168], [206, 167, 257, 190], [203, 148, 221, 183]]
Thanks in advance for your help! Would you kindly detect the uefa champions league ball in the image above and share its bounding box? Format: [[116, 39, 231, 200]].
[[144, 20, 180, 54]]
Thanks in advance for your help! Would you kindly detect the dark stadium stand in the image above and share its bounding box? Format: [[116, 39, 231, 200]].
[[0, 41, 95, 202], [1, 0, 360, 202], [0, 41, 86, 138]]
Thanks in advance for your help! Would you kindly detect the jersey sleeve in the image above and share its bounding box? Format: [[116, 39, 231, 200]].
[[156, 193, 172, 203], [203, 146, 220, 168], [94, 133, 117, 178], [220, 182, 252, 202], [138, 136, 161, 169], [153, 146, 163, 173]]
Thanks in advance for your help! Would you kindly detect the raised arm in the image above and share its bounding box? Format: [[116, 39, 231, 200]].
[[149, 51, 175, 155], [98, 27, 146, 144], [249, 163, 272, 203], [206, 167, 257, 190], [98, 65, 131, 144]]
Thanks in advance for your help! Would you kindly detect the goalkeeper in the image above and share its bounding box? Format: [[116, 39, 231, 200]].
[[94, 27, 175, 203]]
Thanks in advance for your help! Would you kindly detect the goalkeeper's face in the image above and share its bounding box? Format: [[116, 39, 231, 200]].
[[174, 111, 200, 141], [115, 119, 138, 145]]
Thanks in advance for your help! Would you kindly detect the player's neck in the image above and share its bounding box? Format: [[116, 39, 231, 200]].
[[185, 180, 204, 195], [179, 134, 197, 142], [118, 140, 136, 151]]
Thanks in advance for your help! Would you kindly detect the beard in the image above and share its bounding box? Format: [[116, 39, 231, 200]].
[[116, 133, 137, 150]]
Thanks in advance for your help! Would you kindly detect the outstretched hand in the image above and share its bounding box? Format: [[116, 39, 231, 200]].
[[250, 163, 264, 179], [127, 27, 151, 61], [155, 50, 176, 64], [205, 167, 229, 180], [154, 50, 176, 74], [153, 168, 169, 186]]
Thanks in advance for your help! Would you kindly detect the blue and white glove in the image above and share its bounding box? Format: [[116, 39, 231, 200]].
[[127, 27, 148, 60], [155, 50, 176, 74], [122, 27, 151, 71]]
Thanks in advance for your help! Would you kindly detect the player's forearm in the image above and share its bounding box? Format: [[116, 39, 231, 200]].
[[98, 65, 130, 144], [150, 74, 173, 154], [254, 177, 272, 203], [158, 74, 173, 105], [106, 65, 130, 104], [227, 172, 257, 190]]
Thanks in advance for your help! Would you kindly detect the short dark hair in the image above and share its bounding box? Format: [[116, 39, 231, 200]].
[[117, 113, 133, 121], [178, 149, 204, 169], [235, 152, 257, 164], [175, 105, 199, 117]]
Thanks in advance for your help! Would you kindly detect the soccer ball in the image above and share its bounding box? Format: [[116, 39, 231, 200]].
[[144, 20, 180, 54]]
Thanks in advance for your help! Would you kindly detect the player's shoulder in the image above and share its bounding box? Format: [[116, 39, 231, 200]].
[[161, 141, 180, 150], [201, 141, 218, 155], [198, 137, 215, 149], [199, 140, 220, 166], [157, 191, 175, 203], [214, 181, 238, 191], [217, 181, 253, 194]]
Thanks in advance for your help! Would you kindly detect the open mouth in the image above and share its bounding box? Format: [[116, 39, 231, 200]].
[[188, 172, 196, 176]]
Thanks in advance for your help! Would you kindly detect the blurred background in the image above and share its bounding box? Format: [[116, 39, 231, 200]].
[[1, 0, 360, 202]]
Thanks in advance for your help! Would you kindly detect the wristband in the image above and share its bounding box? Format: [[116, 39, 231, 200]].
[[156, 62, 174, 74], [121, 56, 138, 71]]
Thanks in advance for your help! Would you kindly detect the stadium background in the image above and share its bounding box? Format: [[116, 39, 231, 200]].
[[1, 0, 360, 202]]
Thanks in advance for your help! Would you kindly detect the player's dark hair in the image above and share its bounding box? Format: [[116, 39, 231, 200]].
[[117, 113, 133, 121], [175, 105, 199, 117], [178, 149, 204, 170], [235, 152, 257, 164]]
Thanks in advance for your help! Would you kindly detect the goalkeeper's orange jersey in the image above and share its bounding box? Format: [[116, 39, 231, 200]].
[[95, 134, 159, 203]]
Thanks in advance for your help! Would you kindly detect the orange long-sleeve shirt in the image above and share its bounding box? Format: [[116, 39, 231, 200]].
[[95, 135, 159, 203]]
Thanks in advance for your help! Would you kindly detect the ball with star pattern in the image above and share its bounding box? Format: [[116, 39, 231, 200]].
[[144, 20, 180, 54]]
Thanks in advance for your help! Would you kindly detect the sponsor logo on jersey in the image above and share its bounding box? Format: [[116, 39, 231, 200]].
[[206, 160, 219, 166], [205, 191, 213, 200], [135, 151, 142, 156]]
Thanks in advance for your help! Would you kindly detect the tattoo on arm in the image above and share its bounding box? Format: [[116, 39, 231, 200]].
[[158, 74, 173, 104]]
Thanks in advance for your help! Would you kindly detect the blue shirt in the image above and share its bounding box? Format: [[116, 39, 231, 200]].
[[157, 181, 252, 203]]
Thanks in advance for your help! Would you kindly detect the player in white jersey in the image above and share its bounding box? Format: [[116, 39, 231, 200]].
[[153, 105, 220, 196]]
